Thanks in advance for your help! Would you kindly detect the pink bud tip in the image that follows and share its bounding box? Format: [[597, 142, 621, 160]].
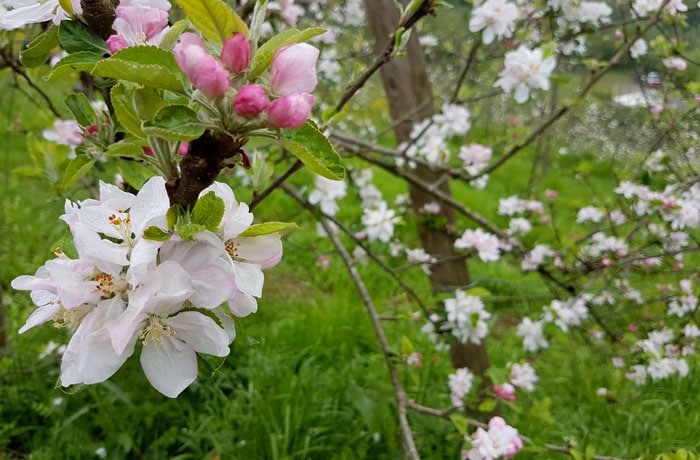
[[267, 92, 314, 129], [221, 33, 250, 73], [233, 84, 269, 118]]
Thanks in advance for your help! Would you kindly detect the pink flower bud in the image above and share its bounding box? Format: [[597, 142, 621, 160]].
[[221, 33, 250, 72], [174, 33, 231, 99], [267, 92, 314, 129], [87, 125, 99, 135], [233, 84, 269, 118], [178, 142, 189, 156], [143, 146, 155, 157], [107, 35, 128, 54], [270, 43, 319, 96]]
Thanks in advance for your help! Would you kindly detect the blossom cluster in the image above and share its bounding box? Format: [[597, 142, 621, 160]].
[[13, 177, 282, 397], [464, 416, 523, 460], [423, 290, 492, 347]]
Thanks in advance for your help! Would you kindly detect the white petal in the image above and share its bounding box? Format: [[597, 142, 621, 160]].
[[189, 265, 235, 309], [130, 176, 169, 237], [140, 336, 197, 398], [168, 311, 230, 356], [227, 291, 258, 317], [234, 233, 283, 268], [233, 261, 264, 297], [19, 304, 62, 334]]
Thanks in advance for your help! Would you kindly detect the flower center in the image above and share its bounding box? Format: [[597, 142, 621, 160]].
[[139, 315, 175, 346]]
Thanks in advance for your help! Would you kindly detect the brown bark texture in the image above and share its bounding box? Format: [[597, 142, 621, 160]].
[[363, 0, 491, 377]]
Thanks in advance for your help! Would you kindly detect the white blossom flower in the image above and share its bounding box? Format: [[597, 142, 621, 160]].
[[494, 45, 556, 103], [509, 361, 538, 391], [308, 175, 347, 216], [466, 416, 523, 459], [455, 228, 501, 262], [361, 201, 400, 243], [517, 317, 548, 352], [448, 367, 474, 407], [468, 0, 519, 44], [576, 206, 605, 223], [630, 39, 648, 59], [443, 290, 491, 344]]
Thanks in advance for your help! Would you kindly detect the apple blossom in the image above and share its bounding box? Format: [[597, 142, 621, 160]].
[[494, 45, 556, 103], [270, 43, 320, 96], [308, 175, 347, 216], [267, 93, 315, 129], [455, 228, 501, 262], [509, 361, 538, 391], [468, 0, 519, 45], [234, 84, 270, 118], [221, 32, 251, 72], [448, 368, 474, 408], [361, 201, 401, 243], [106, 1, 170, 53], [174, 33, 231, 99]]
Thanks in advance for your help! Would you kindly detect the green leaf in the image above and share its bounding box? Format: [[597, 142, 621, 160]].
[[279, 121, 344, 180], [477, 399, 497, 413], [92, 46, 185, 93], [105, 142, 145, 158], [400, 335, 414, 355], [44, 51, 103, 80], [167, 205, 186, 231], [448, 413, 468, 436], [191, 192, 225, 231], [570, 449, 584, 460], [143, 226, 170, 241], [248, 28, 326, 80], [584, 444, 597, 460], [465, 287, 491, 297], [159, 19, 190, 50], [111, 82, 145, 138], [59, 20, 109, 54], [239, 221, 299, 237], [118, 158, 156, 189], [64, 93, 96, 127], [176, 223, 207, 241], [133, 86, 169, 121], [142, 105, 206, 141], [59, 0, 74, 14], [175, 0, 248, 45], [20, 26, 59, 68], [57, 156, 96, 191]]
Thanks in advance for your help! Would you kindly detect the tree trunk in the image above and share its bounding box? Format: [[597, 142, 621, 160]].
[[364, 0, 491, 377]]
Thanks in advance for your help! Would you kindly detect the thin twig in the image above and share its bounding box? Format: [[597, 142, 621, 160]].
[[250, 159, 303, 210], [1, 49, 62, 118], [319, 217, 420, 460]]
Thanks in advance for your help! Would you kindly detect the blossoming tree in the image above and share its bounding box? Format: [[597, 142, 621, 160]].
[[2, 0, 699, 458]]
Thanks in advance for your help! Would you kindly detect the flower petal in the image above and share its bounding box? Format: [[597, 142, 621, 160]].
[[140, 336, 197, 398], [168, 311, 231, 356]]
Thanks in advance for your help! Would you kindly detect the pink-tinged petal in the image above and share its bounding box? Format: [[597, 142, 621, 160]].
[[107, 35, 128, 53], [160, 231, 226, 273], [267, 93, 314, 129], [140, 261, 193, 316], [168, 311, 231, 356], [19, 304, 62, 334], [61, 297, 132, 386], [221, 32, 250, 72], [107, 304, 146, 355], [227, 291, 258, 317], [232, 262, 264, 297], [233, 84, 269, 118], [270, 43, 319, 96], [189, 265, 235, 309], [11, 271, 53, 293], [234, 233, 283, 268], [141, 336, 197, 398]]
